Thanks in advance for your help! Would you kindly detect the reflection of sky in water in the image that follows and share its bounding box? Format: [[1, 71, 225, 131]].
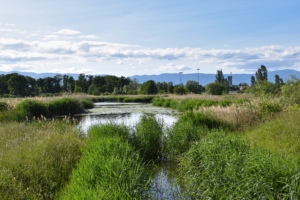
[[77, 112, 178, 135]]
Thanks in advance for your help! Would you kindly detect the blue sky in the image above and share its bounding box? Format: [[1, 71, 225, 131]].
[[0, 0, 300, 76]]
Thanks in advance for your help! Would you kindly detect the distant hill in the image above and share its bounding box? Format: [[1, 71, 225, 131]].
[[131, 69, 300, 85], [1, 69, 299, 86]]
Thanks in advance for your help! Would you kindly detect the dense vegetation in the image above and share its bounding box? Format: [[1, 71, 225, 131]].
[[0, 65, 300, 199]]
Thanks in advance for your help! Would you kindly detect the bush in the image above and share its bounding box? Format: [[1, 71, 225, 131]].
[[206, 82, 227, 95], [16, 99, 49, 119], [0, 102, 10, 112], [259, 101, 282, 115], [48, 98, 84, 116], [80, 98, 94, 109]]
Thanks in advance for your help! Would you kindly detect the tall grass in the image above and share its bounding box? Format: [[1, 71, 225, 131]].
[[0, 97, 94, 122], [132, 114, 164, 161], [178, 132, 300, 199], [152, 97, 233, 112], [0, 121, 84, 200], [59, 124, 149, 199], [165, 111, 233, 160], [245, 110, 300, 158]]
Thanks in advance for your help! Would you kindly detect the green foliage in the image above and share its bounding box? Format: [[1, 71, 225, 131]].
[[48, 98, 84, 116], [173, 85, 187, 95], [245, 110, 300, 157], [132, 115, 163, 160], [16, 99, 49, 119], [249, 81, 276, 96], [0, 102, 10, 112], [259, 101, 282, 115], [166, 113, 209, 158], [59, 124, 149, 199], [80, 98, 94, 109], [0, 121, 84, 200], [153, 98, 232, 112], [185, 80, 202, 94], [179, 132, 300, 199], [206, 82, 227, 95], [281, 77, 300, 105], [140, 80, 158, 95]]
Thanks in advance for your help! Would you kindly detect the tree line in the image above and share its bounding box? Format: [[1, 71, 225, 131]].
[[0, 65, 288, 97], [0, 73, 205, 97]]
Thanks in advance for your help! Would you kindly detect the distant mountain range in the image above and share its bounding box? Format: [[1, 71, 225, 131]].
[[1, 69, 300, 86]]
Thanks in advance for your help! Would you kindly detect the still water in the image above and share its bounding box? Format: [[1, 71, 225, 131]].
[[76, 102, 181, 199]]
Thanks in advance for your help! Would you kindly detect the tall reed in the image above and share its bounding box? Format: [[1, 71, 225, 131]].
[[59, 124, 149, 199], [178, 132, 300, 199], [0, 121, 84, 200], [132, 114, 164, 161]]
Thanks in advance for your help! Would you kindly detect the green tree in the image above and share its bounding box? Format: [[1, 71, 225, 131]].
[[215, 70, 225, 84], [206, 82, 226, 95], [8, 74, 29, 97], [256, 65, 268, 82], [174, 85, 187, 95], [185, 80, 202, 94], [140, 80, 158, 94], [251, 76, 256, 86]]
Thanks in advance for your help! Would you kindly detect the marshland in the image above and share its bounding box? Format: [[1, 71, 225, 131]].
[[0, 68, 300, 199]]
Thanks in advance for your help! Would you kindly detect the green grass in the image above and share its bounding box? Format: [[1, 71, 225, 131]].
[[178, 131, 300, 199], [245, 110, 300, 158], [152, 97, 233, 112], [0, 121, 85, 200], [132, 114, 164, 161], [59, 124, 149, 200]]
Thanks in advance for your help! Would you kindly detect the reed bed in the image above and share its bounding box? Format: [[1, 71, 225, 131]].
[[0, 121, 85, 200], [178, 132, 300, 199], [59, 124, 149, 199]]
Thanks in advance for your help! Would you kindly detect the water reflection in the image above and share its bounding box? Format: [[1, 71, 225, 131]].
[[77, 113, 178, 135]]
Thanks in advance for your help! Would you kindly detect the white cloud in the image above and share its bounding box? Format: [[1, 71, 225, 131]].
[[54, 29, 81, 35], [0, 30, 300, 75], [155, 63, 192, 72]]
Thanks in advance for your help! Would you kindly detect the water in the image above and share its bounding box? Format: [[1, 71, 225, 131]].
[[76, 102, 181, 199]]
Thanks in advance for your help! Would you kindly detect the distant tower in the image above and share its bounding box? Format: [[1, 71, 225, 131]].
[[228, 72, 233, 87]]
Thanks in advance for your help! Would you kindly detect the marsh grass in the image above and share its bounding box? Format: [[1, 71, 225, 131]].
[[178, 132, 300, 199], [165, 111, 233, 159], [245, 110, 300, 158], [0, 121, 84, 200], [59, 124, 149, 199], [132, 114, 164, 161]]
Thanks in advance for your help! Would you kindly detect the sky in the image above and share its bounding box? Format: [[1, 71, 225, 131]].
[[0, 0, 300, 76]]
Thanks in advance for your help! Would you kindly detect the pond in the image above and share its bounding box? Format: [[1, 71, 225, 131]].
[[76, 102, 181, 199]]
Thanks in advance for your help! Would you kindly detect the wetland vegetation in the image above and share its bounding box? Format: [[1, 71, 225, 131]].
[[1, 67, 300, 199]]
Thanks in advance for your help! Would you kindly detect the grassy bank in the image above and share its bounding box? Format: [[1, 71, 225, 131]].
[[0, 98, 94, 122], [0, 121, 85, 200]]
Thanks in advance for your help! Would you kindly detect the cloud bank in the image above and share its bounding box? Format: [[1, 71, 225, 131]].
[[0, 28, 300, 75]]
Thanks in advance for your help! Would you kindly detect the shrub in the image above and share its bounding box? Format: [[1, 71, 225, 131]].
[[0, 102, 10, 112], [48, 98, 84, 116], [16, 99, 49, 119], [206, 82, 226, 95], [259, 101, 282, 115], [80, 98, 94, 109]]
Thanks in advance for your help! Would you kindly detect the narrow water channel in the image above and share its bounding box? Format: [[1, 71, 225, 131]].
[[76, 102, 181, 199]]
